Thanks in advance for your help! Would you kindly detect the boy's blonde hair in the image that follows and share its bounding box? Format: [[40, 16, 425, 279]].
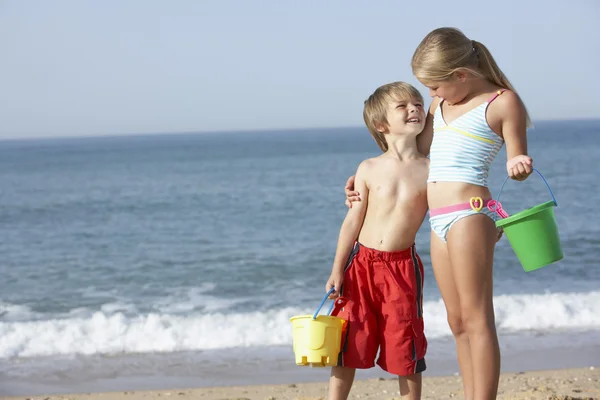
[[411, 27, 531, 127], [363, 82, 424, 152]]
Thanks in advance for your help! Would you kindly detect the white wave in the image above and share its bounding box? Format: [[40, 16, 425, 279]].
[[0, 291, 598, 359], [0, 301, 40, 322]]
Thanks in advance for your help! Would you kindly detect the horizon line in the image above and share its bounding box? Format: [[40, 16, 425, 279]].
[[1, 117, 599, 143]]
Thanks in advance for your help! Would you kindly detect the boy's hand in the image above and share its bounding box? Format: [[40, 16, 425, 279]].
[[325, 270, 344, 299], [507, 155, 533, 181], [344, 175, 361, 208]]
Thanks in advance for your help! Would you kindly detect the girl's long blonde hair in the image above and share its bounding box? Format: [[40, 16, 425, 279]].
[[411, 27, 531, 126]]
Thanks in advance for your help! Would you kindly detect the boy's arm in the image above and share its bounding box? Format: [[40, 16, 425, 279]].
[[326, 161, 370, 296], [499, 91, 533, 181]]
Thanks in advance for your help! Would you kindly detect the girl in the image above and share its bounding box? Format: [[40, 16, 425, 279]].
[[345, 27, 533, 400]]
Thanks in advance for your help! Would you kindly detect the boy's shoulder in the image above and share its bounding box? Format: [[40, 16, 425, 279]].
[[410, 155, 430, 174], [356, 156, 377, 168], [355, 155, 384, 174]]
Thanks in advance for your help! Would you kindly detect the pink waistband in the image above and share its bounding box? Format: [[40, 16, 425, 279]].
[[429, 198, 494, 217]]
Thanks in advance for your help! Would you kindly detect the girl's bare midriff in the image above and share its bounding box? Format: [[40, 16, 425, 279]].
[[427, 181, 493, 209]]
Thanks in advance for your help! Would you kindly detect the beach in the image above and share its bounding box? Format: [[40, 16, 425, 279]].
[[2, 1, 599, 398], [1, 367, 598, 400], [0, 125, 599, 398]]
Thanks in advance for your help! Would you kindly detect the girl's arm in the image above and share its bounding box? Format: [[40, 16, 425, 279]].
[[416, 96, 441, 157], [497, 91, 533, 181]]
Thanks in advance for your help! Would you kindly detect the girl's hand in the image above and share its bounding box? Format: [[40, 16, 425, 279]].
[[325, 270, 344, 299], [507, 155, 533, 181], [344, 175, 361, 208]]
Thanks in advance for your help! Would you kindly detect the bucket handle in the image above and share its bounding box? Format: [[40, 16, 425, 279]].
[[313, 288, 337, 320], [494, 168, 557, 214]]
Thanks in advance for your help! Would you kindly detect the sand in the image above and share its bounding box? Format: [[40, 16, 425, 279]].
[[2, 367, 598, 400]]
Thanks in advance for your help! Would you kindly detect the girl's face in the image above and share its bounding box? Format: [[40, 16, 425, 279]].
[[420, 73, 470, 105]]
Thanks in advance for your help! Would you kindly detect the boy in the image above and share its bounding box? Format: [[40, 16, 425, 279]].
[[325, 82, 429, 400]]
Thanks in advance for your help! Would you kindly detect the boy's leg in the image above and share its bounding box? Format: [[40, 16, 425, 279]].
[[334, 245, 379, 378], [399, 373, 422, 400], [375, 245, 427, 386], [328, 366, 356, 400]]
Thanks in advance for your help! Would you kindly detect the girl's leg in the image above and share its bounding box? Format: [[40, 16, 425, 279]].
[[430, 230, 474, 400], [446, 215, 500, 400], [328, 366, 356, 400]]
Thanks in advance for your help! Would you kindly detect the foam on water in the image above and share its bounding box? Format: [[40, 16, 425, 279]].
[[1, 291, 598, 359]]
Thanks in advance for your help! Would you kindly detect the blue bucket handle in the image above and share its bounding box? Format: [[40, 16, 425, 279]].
[[495, 168, 557, 215], [312, 288, 337, 320]]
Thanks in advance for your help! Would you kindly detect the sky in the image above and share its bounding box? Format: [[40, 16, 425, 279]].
[[1, 0, 599, 139]]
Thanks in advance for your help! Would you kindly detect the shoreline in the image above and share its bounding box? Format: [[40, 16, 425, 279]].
[[1, 367, 598, 400], [1, 334, 599, 397]]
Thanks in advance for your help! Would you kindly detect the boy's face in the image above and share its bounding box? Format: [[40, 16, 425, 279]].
[[382, 96, 426, 136]]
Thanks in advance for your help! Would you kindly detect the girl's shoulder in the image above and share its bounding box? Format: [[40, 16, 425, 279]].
[[488, 89, 525, 117], [486, 89, 528, 132]]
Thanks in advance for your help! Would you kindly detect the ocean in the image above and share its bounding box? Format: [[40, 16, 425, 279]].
[[0, 119, 599, 396]]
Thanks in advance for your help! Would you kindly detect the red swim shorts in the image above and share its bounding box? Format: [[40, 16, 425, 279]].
[[336, 242, 427, 376]]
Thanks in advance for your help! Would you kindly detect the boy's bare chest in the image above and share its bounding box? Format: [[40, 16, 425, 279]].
[[370, 168, 427, 200]]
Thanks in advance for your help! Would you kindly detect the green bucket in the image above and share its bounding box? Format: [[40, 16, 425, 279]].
[[493, 169, 563, 272]]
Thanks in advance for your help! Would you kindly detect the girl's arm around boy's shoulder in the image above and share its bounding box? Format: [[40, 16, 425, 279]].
[[417, 97, 441, 157]]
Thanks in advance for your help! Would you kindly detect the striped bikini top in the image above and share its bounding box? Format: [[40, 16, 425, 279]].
[[427, 90, 506, 187]]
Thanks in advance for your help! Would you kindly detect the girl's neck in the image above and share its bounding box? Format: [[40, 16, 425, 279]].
[[455, 78, 496, 105]]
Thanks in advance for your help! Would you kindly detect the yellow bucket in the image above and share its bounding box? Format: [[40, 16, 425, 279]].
[[290, 290, 347, 367]]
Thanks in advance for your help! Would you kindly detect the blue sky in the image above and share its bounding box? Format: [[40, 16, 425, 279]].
[[1, 0, 599, 139]]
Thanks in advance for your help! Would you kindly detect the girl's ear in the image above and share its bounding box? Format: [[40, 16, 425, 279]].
[[454, 70, 468, 82]]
